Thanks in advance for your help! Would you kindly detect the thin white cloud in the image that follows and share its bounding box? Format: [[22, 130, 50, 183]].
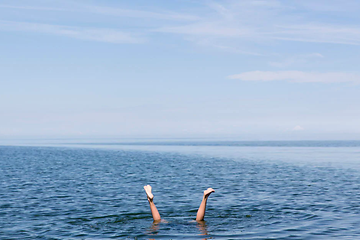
[[154, 0, 360, 48], [0, 4, 198, 21], [228, 71, 360, 83], [208, 2, 234, 20], [157, 22, 360, 45], [156, 22, 252, 37], [84, 5, 199, 21], [294, 0, 360, 12], [2, 0, 360, 50], [269, 53, 324, 68], [0, 20, 143, 44], [292, 125, 304, 131], [0, 4, 68, 11], [188, 37, 263, 56], [273, 24, 360, 45]]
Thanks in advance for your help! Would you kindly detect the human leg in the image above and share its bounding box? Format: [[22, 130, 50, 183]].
[[196, 188, 215, 221], [144, 185, 161, 221]]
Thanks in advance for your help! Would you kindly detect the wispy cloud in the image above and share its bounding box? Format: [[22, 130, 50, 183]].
[[269, 53, 324, 68], [84, 5, 199, 21], [154, 0, 360, 49], [0, 20, 143, 44], [157, 22, 360, 45], [2, 0, 360, 50], [207, 2, 234, 20], [156, 22, 252, 37], [272, 24, 360, 45], [294, 0, 360, 12], [187, 37, 263, 56], [228, 71, 360, 83], [0, 4, 68, 11], [0, 3, 198, 21], [292, 125, 304, 131]]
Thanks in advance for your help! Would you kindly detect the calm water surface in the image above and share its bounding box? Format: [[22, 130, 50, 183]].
[[1, 141, 360, 239]]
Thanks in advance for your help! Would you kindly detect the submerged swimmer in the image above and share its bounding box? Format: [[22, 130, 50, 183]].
[[143, 185, 215, 222]]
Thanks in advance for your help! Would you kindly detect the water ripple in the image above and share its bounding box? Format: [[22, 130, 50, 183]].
[[1, 145, 360, 238]]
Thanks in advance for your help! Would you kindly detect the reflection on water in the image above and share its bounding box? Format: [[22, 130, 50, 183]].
[[146, 220, 210, 239], [146, 221, 160, 239], [197, 220, 209, 239]]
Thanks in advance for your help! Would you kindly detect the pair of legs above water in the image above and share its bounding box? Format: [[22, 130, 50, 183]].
[[143, 185, 215, 222]]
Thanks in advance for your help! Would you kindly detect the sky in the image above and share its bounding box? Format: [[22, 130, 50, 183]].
[[1, 0, 360, 140]]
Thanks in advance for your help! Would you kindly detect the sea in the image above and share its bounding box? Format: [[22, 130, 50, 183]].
[[1, 139, 360, 239]]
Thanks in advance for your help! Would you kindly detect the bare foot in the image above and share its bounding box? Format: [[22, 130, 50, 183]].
[[144, 185, 154, 201], [204, 188, 215, 198]]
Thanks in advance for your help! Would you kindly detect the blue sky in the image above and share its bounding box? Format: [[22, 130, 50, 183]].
[[1, 0, 360, 140]]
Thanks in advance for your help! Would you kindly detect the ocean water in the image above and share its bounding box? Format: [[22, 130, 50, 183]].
[[1, 140, 360, 239]]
